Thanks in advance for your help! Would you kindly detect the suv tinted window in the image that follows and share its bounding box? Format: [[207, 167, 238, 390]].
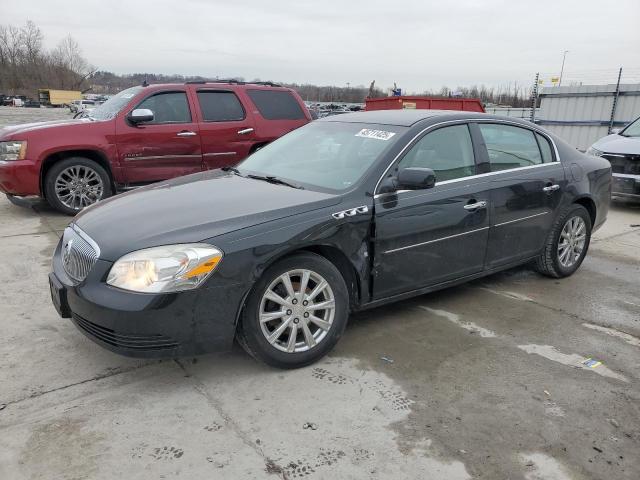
[[536, 133, 554, 163], [137, 91, 191, 123], [197, 91, 245, 122], [246, 89, 306, 120], [398, 124, 475, 182], [479, 124, 542, 171]]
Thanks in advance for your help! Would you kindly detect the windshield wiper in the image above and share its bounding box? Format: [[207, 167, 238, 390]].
[[246, 174, 304, 189], [221, 166, 241, 175]]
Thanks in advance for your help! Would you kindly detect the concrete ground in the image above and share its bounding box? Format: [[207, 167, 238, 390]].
[[1, 108, 639, 479]]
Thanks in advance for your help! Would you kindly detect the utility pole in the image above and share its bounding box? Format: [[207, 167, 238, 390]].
[[559, 50, 569, 86]]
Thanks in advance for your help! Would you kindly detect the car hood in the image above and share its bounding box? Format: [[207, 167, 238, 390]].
[[592, 134, 640, 154], [0, 118, 93, 138], [74, 170, 341, 261]]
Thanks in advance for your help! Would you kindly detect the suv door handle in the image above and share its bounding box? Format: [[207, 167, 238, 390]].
[[237, 128, 254, 135], [464, 201, 487, 210], [176, 130, 197, 137], [542, 184, 560, 192]]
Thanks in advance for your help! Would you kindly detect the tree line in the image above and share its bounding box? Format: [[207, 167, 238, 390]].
[[1, 20, 532, 107], [0, 21, 94, 95]]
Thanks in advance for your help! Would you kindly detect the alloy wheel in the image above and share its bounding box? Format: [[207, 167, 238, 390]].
[[259, 269, 336, 353], [55, 165, 104, 210], [557, 216, 587, 268]]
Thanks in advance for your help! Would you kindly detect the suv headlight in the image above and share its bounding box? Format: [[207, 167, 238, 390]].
[[0, 141, 27, 161], [586, 146, 603, 157], [106, 244, 223, 293]]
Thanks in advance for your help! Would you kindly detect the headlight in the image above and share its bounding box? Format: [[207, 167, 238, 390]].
[[106, 244, 223, 293], [586, 146, 603, 157], [0, 141, 27, 161]]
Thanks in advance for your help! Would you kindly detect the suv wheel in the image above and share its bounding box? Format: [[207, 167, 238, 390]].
[[44, 157, 112, 215], [535, 204, 592, 278], [237, 253, 349, 368]]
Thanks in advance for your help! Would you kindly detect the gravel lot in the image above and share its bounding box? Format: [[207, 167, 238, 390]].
[[0, 107, 639, 479]]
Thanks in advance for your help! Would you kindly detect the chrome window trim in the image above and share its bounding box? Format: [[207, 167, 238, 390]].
[[373, 117, 561, 197], [494, 211, 548, 227], [612, 173, 640, 179], [384, 226, 490, 254]]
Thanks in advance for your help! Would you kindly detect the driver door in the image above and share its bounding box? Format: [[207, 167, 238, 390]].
[[116, 90, 203, 184], [372, 123, 491, 299]]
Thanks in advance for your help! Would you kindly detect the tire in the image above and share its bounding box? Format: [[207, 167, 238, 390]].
[[44, 157, 113, 215], [534, 204, 592, 278], [237, 252, 349, 369]]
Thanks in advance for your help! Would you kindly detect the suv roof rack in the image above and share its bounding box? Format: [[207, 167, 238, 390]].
[[184, 79, 283, 87]]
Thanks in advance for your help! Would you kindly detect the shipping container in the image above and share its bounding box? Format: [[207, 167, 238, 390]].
[[38, 89, 82, 107], [365, 96, 485, 113]]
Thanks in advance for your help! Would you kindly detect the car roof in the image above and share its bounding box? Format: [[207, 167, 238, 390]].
[[319, 109, 535, 127]]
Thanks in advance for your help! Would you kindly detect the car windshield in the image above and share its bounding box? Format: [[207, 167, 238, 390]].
[[237, 121, 406, 191], [88, 86, 143, 121], [621, 117, 640, 137]]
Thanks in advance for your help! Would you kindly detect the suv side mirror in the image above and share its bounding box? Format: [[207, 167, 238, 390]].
[[128, 108, 154, 124], [610, 127, 621, 135], [397, 167, 436, 190]]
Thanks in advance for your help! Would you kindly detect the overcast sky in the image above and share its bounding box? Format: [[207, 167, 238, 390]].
[[4, 0, 640, 92]]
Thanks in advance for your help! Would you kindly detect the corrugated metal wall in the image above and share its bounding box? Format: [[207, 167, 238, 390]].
[[537, 83, 640, 150], [484, 107, 539, 119]]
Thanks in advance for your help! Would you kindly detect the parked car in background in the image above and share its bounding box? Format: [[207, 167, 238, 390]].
[[48, 110, 611, 368], [0, 81, 311, 214], [587, 115, 640, 199], [69, 99, 96, 113]]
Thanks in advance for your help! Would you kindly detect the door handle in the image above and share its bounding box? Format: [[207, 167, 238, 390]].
[[237, 127, 254, 135], [464, 200, 487, 211], [176, 131, 197, 137], [542, 184, 560, 192]]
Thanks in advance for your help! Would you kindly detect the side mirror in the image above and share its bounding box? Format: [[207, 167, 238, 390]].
[[610, 128, 621, 135], [397, 167, 436, 190], [128, 108, 154, 124]]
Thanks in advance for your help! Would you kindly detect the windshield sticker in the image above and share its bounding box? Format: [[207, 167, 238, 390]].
[[355, 129, 396, 141]]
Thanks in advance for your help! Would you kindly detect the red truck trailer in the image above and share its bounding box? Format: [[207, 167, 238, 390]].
[[365, 96, 485, 113]]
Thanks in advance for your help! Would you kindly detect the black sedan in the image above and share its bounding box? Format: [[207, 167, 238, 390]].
[[49, 110, 611, 368]]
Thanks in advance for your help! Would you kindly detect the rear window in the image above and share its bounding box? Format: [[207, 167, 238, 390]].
[[246, 89, 306, 120], [197, 90, 245, 122]]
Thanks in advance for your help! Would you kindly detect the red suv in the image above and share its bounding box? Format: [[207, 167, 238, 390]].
[[0, 81, 311, 214]]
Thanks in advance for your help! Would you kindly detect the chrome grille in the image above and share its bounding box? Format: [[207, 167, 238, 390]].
[[61, 226, 99, 282]]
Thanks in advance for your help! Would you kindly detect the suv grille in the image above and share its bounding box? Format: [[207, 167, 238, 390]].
[[61, 226, 98, 282], [602, 153, 640, 175]]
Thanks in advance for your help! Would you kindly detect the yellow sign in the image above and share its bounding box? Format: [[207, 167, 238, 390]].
[[551, 77, 560, 84]]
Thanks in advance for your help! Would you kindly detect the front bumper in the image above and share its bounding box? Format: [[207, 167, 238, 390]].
[[612, 174, 640, 198], [0, 159, 41, 196], [50, 239, 248, 358]]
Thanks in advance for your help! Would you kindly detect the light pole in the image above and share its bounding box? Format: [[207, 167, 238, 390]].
[[559, 50, 569, 86]]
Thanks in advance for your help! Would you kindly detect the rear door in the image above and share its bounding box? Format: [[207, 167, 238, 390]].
[[116, 89, 202, 184], [244, 88, 310, 142], [194, 88, 257, 170], [373, 123, 491, 299], [475, 122, 566, 268]]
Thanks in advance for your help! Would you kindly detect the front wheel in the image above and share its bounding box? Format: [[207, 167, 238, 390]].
[[44, 157, 113, 215], [535, 204, 592, 278], [237, 253, 349, 369]]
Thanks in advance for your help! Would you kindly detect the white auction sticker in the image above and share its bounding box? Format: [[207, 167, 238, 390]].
[[355, 129, 396, 141]]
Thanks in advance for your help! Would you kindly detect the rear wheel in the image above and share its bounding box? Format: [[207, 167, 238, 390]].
[[44, 157, 112, 215], [535, 204, 592, 278], [237, 253, 349, 368]]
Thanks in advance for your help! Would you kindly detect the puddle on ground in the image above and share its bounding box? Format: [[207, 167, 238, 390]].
[[517, 344, 628, 383], [419, 306, 497, 338], [582, 323, 640, 347], [479, 287, 535, 302], [520, 452, 575, 480]]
